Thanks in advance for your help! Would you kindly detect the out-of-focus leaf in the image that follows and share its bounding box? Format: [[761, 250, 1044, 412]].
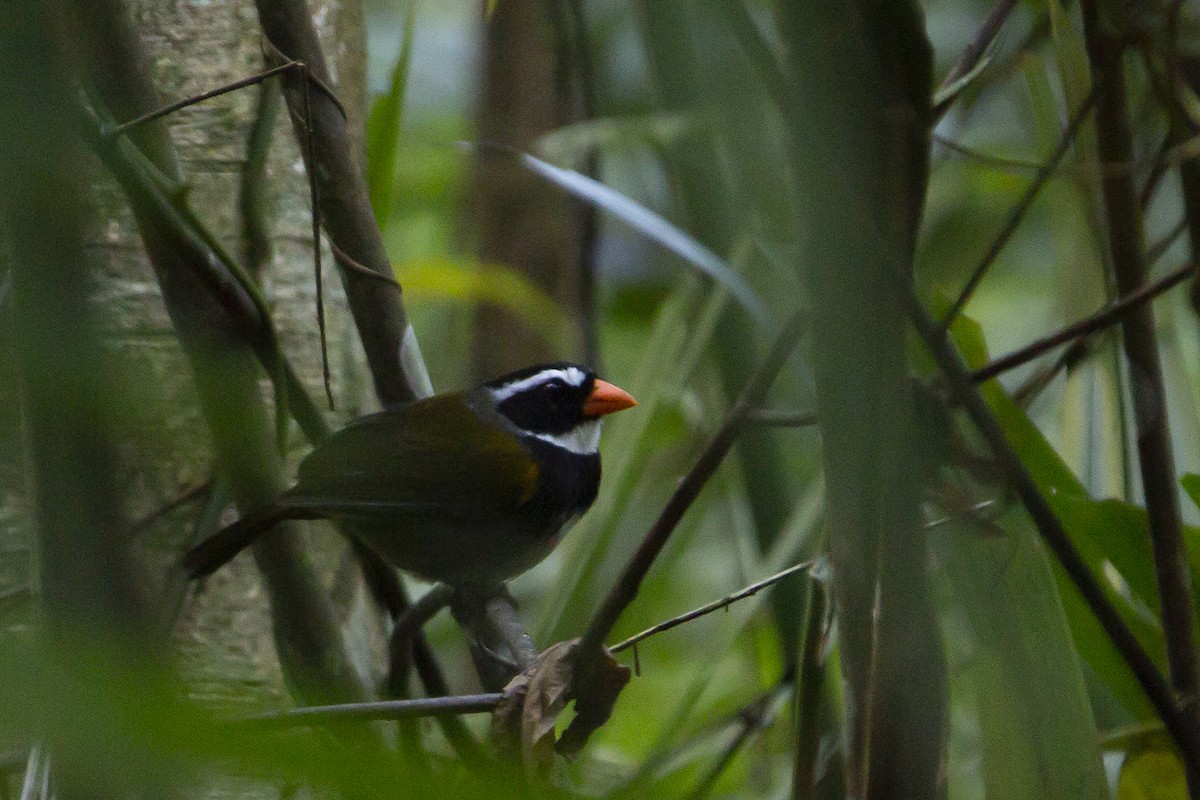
[[1117, 748, 1187, 800], [948, 312, 1159, 720], [365, 0, 415, 225], [535, 114, 692, 166], [1180, 474, 1200, 512], [934, 511, 1110, 800], [396, 257, 577, 353], [513, 149, 771, 325], [1050, 496, 1160, 616]]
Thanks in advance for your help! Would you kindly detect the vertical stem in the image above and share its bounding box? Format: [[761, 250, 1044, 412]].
[[791, 580, 827, 800], [1, 8, 152, 799], [776, 3, 948, 796], [1081, 2, 1200, 778], [255, 0, 421, 405]]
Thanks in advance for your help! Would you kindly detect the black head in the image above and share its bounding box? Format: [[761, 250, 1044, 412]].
[[485, 363, 598, 437], [482, 362, 636, 456]]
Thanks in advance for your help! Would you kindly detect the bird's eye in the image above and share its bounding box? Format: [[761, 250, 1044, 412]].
[[544, 380, 567, 403]]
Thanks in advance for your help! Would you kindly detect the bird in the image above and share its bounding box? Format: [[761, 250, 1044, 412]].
[[183, 363, 636, 587]]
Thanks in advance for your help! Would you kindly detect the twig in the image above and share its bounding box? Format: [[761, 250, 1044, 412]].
[[1082, 7, 1200, 791], [387, 584, 453, 697], [742, 409, 818, 428], [933, 0, 1020, 120], [941, 88, 1097, 329], [352, 543, 482, 764], [970, 261, 1192, 383], [935, 129, 1200, 178], [609, 560, 815, 653], [292, 57, 333, 408], [904, 285, 1200, 775], [329, 239, 401, 287], [105, 61, 307, 138], [580, 310, 805, 655], [127, 480, 214, 536], [686, 678, 793, 800], [236, 694, 503, 728]]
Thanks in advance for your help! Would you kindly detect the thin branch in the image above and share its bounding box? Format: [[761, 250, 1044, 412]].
[[352, 544, 482, 764], [609, 560, 815, 653], [936, 129, 1200, 179], [970, 260, 1192, 383], [236, 694, 503, 728], [941, 89, 1097, 329], [904, 285, 1200, 775], [105, 61, 308, 138], [293, 58, 333, 408], [932, 0, 1020, 120], [387, 584, 453, 697], [1082, 7, 1200, 789], [686, 678, 793, 800], [742, 409, 819, 428], [579, 310, 805, 655], [127, 480, 214, 536]]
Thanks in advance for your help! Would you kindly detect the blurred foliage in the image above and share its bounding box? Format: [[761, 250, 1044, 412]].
[[6, 0, 1200, 797]]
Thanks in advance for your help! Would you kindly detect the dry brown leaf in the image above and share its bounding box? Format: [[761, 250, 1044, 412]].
[[490, 639, 631, 775]]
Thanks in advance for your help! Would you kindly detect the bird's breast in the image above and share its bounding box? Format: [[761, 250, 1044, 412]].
[[519, 434, 601, 533]]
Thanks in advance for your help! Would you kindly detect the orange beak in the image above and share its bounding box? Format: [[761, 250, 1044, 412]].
[[583, 379, 637, 417]]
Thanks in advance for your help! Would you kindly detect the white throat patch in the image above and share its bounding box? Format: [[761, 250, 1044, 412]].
[[530, 418, 601, 455], [490, 366, 588, 402]]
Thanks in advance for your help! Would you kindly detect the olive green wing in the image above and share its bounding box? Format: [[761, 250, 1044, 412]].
[[290, 393, 539, 520]]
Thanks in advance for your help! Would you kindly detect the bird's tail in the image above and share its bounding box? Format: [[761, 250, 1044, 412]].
[[182, 502, 303, 578]]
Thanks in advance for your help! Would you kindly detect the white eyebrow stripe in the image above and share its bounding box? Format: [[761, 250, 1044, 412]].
[[491, 367, 587, 402]]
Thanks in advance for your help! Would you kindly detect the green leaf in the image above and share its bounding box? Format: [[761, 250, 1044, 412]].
[[365, 0, 416, 226], [948, 313, 1160, 720], [1118, 748, 1187, 800], [396, 257, 577, 352], [933, 511, 1111, 800]]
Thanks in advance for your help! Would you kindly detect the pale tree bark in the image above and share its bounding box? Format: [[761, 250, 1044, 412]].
[[8, 0, 381, 756]]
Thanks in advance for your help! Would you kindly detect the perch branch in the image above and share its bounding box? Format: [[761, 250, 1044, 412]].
[[237, 694, 503, 728]]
